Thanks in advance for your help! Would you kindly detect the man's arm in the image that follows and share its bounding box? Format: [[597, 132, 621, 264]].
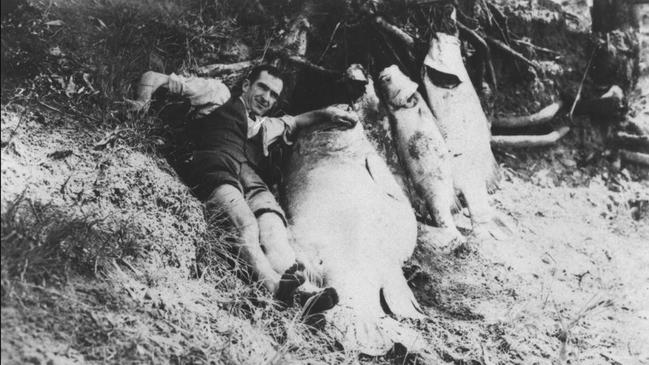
[[127, 71, 170, 112], [292, 106, 359, 131], [257, 106, 360, 154], [127, 72, 230, 115]]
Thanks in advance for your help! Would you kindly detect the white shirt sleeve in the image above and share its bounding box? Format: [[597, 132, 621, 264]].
[[260, 115, 297, 156], [168, 73, 231, 116]]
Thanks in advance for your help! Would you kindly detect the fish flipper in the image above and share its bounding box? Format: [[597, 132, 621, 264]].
[[327, 308, 393, 356], [327, 307, 428, 356], [485, 158, 501, 194], [381, 273, 426, 319], [472, 212, 514, 241], [378, 317, 429, 354], [365, 154, 408, 202]]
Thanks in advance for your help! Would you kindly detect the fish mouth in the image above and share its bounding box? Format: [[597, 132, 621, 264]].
[[386, 90, 419, 109], [378, 66, 420, 109]]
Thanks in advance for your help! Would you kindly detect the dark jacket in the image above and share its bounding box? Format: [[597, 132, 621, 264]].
[[189, 97, 286, 198]]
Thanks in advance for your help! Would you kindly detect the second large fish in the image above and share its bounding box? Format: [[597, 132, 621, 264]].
[[377, 65, 462, 247], [422, 32, 507, 239]]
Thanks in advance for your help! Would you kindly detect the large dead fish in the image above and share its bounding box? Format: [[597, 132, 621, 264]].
[[282, 65, 427, 356], [422, 31, 508, 239], [377, 65, 463, 248]]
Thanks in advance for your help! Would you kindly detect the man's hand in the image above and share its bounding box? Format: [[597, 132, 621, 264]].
[[293, 105, 360, 131], [324, 106, 359, 129], [167, 74, 185, 94], [125, 71, 170, 115]]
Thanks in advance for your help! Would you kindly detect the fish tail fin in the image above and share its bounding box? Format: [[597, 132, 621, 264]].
[[378, 317, 429, 354], [381, 272, 425, 319], [451, 193, 463, 213], [486, 158, 501, 194], [327, 307, 428, 356]]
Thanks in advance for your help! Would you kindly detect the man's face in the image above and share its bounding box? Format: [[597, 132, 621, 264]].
[[242, 71, 283, 117]]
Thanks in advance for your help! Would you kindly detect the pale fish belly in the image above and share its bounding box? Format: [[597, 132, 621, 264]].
[[422, 32, 501, 232], [388, 96, 458, 236], [284, 123, 416, 281], [422, 32, 497, 187], [282, 121, 424, 354]]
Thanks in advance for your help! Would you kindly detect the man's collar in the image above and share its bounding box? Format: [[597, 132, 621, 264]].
[[239, 96, 259, 121]]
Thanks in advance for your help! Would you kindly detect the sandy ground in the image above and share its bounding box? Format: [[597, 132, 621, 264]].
[[2, 102, 648, 364], [410, 161, 649, 364], [2, 0, 648, 363]]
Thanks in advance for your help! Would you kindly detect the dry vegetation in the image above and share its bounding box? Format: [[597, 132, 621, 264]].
[[1, 0, 648, 364]]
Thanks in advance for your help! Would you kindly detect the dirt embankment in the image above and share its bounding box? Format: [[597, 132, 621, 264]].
[[2, 1, 648, 364]]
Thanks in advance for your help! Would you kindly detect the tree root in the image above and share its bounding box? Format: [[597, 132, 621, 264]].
[[195, 61, 255, 77], [282, 54, 342, 76], [485, 1, 512, 44], [405, 0, 447, 5], [492, 101, 564, 128], [195, 52, 341, 79], [512, 39, 560, 56], [568, 47, 598, 120], [491, 126, 570, 148], [620, 150, 649, 167], [612, 132, 649, 148], [377, 28, 413, 74], [317, 21, 342, 64], [485, 36, 539, 71], [373, 16, 416, 49], [457, 21, 497, 90]]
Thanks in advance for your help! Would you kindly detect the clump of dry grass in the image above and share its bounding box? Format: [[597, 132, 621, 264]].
[[0, 194, 140, 303]]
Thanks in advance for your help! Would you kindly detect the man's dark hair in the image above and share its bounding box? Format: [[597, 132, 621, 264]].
[[247, 64, 284, 85]]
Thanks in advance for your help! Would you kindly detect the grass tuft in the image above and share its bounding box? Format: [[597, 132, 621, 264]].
[[1, 194, 140, 303]]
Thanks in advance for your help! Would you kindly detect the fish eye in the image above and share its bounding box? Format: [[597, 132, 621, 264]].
[[405, 93, 417, 108]]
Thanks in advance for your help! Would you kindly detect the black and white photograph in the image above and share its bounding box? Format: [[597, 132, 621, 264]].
[[1, 0, 648, 363]]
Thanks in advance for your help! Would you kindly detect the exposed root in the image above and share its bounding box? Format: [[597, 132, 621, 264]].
[[195, 53, 341, 79], [373, 16, 415, 49], [377, 27, 413, 74], [276, 52, 342, 76], [485, 1, 512, 44], [491, 126, 571, 148], [405, 0, 447, 5], [492, 100, 564, 128], [568, 47, 598, 120], [620, 150, 649, 167], [457, 21, 497, 90], [512, 39, 561, 56], [317, 21, 342, 64], [485, 35, 539, 71], [194, 60, 255, 77], [611, 132, 649, 150]]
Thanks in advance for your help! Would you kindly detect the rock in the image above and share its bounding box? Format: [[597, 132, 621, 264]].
[[629, 199, 649, 221], [45, 353, 75, 365]]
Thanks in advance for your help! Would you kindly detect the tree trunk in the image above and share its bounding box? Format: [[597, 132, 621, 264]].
[[591, 0, 639, 33], [589, 0, 641, 93]]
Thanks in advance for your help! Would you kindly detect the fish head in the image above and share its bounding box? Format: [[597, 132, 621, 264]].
[[377, 65, 420, 110], [343, 64, 381, 120], [345, 64, 368, 83]]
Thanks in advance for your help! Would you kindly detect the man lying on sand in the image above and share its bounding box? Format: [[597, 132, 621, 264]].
[[129, 66, 355, 314]]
